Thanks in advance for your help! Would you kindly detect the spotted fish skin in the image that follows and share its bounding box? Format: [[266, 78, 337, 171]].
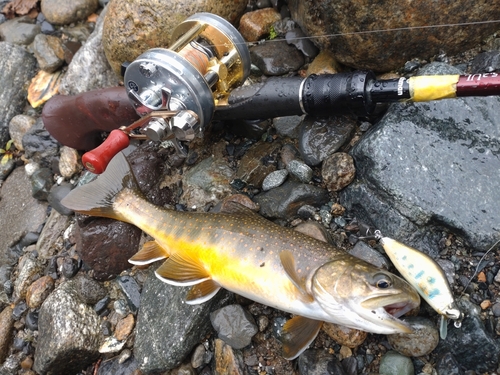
[[61, 152, 421, 359]]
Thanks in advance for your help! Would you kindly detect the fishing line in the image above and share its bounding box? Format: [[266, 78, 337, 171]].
[[239, 18, 500, 47], [459, 238, 500, 298]]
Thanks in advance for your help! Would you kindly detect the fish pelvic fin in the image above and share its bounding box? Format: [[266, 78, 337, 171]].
[[280, 251, 314, 304], [185, 280, 221, 304], [61, 152, 139, 221], [155, 252, 211, 286], [129, 240, 169, 265], [281, 316, 323, 360]]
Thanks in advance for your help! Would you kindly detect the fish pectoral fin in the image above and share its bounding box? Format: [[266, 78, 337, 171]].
[[155, 252, 210, 286], [281, 316, 323, 360], [185, 280, 221, 305], [280, 250, 314, 303], [129, 240, 169, 265]]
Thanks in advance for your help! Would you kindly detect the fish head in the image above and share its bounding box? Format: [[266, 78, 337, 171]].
[[311, 259, 420, 334]]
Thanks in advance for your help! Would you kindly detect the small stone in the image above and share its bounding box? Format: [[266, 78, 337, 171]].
[[491, 302, 500, 317], [210, 304, 258, 349], [387, 316, 439, 357], [262, 169, 288, 191], [330, 203, 345, 216], [20, 356, 33, 370], [59, 146, 82, 178], [30, 168, 53, 201], [0, 306, 14, 363], [339, 345, 352, 359], [32, 34, 65, 73], [477, 271, 486, 283], [26, 276, 55, 309], [379, 351, 414, 375], [480, 300, 492, 310], [322, 152, 356, 192], [41, 0, 99, 25], [214, 338, 245, 375], [191, 344, 207, 369], [287, 159, 313, 183], [117, 276, 141, 314], [8, 115, 36, 151], [306, 49, 341, 75], [12, 301, 28, 320], [115, 314, 135, 341], [294, 221, 330, 243], [349, 241, 390, 269], [322, 322, 367, 348], [61, 257, 81, 279], [238, 7, 282, 42], [25, 310, 39, 331], [48, 182, 74, 215]]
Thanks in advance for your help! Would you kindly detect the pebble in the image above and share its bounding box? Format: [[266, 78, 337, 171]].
[[36, 208, 71, 259], [286, 27, 319, 59], [0, 306, 14, 363], [273, 116, 303, 139], [349, 240, 391, 269], [26, 275, 55, 309], [214, 339, 244, 375], [322, 152, 356, 192], [61, 257, 81, 279], [322, 322, 368, 349], [235, 141, 281, 187], [379, 351, 414, 375], [287, 159, 313, 183], [261, 169, 288, 191], [294, 221, 331, 243], [115, 314, 135, 341], [238, 7, 282, 42], [116, 275, 141, 314], [387, 317, 440, 357], [298, 350, 344, 375], [41, 0, 99, 25], [32, 34, 65, 73], [47, 182, 74, 215], [25, 310, 39, 331], [249, 40, 305, 76], [59, 146, 82, 178], [0, 16, 41, 44], [210, 304, 258, 349], [8, 114, 36, 151]]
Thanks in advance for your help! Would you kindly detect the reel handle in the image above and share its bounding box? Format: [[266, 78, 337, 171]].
[[81, 129, 130, 174]]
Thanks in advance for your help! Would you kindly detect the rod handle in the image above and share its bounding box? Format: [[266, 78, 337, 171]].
[[81, 129, 130, 174]]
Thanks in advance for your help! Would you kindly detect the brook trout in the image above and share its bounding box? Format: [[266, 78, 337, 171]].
[[62, 152, 420, 359]]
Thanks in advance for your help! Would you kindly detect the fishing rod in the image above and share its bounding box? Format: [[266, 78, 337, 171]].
[[42, 12, 500, 174]]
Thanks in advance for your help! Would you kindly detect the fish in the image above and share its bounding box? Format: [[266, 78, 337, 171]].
[[379, 237, 462, 339], [61, 152, 421, 359]]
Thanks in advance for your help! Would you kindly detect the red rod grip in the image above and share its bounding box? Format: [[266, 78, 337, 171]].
[[82, 129, 130, 174]]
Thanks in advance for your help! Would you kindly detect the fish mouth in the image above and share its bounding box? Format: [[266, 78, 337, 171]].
[[359, 294, 420, 334]]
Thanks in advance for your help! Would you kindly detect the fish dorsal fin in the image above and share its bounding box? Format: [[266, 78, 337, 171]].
[[155, 252, 210, 286], [185, 280, 221, 305], [281, 316, 323, 360], [280, 251, 314, 303], [129, 240, 169, 265]]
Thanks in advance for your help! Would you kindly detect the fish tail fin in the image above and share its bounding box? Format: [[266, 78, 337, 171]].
[[61, 152, 137, 221]]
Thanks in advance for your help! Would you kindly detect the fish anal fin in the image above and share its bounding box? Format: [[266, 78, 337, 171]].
[[185, 280, 221, 304], [155, 252, 210, 286], [280, 251, 314, 303], [281, 316, 323, 360], [129, 240, 169, 265]]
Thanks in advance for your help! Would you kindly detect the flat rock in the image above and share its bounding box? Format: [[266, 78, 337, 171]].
[[341, 63, 500, 255]]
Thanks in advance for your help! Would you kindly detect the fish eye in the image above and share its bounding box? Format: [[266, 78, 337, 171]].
[[373, 273, 393, 289]]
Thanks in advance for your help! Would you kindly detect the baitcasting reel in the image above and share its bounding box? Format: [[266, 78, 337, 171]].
[[82, 13, 251, 173]]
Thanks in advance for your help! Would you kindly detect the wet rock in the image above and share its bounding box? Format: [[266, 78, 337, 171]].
[[299, 115, 356, 166], [235, 141, 281, 187], [59, 146, 82, 178], [0, 306, 14, 363], [273, 115, 303, 139], [285, 27, 319, 59], [48, 182, 74, 215], [181, 156, 233, 207], [95, 355, 140, 375], [191, 344, 210, 369], [288, 0, 500, 72], [349, 241, 390, 269], [254, 180, 329, 219], [27, 69, 63, 108], [287, 159, 313, 183], [214, 338, 245, 375], [12, 301, 28, 320], [294, 221, 331, 243], [298, 349, 345, 375], [36, 208, 71, 259], [32, 34, 65, 73], [26, 310, 39, 331], [117, 275, 141, 314], [0, 167, 48, 267], [134, 265, 233, 373], [29, 167, 53, 200], [238, 7, 282, 42], [322, 152, 356, 192], [0, 42, 37, 146], [387, 316, 439, 357], [435, 352, 464, 375], [61, 257, 81, 278], [13, 253, 43, 302], [470, 50, 500, 73], [434, 297, 500, 372], [322, 323, 368, 349], [378, 351, 414, 375], [0, 16, 41, 45], [211, 304, 258, 349], [22, 118, 60, 168], [306, 50, 341, 75], [8, 114, 36, 151], [33, 280, 102, 375], [115, 314, 135, 341], [340, 63, 500, 254], [76, 217, 141, 281], [41, 0, 99, 25], [59, 6, 120, 95], [102, 0, 247, 76], [26, 275, 55, 309], [262, 169, 288, 191], [249, 40, 304, 75]]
